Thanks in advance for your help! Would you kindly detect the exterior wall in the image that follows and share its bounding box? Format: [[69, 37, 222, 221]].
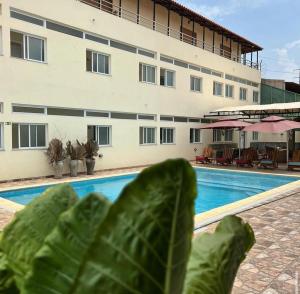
[[0, 0, 261, 181]]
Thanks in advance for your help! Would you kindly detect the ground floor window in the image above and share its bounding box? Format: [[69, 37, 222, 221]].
[[253, 91, 259, 103], [88, 125, 111, 146], [139, 127, 156, 145], [252, 131, 259, 141], [213, 81, 223, 96], [86, 50, 110, 75], [12, 123, 46, 149], [224, 129, 233, 142], [160, 128, 175, 144], [190, 128, 201, 143], [239, 87, 247, 101], [213, 129, 222, 142], [0, 123, 3, 149], [225, 84, 234, 98]]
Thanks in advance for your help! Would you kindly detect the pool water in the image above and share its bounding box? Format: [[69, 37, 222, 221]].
[[0, 168, 298, 214]]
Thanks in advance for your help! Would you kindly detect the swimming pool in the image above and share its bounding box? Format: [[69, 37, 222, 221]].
[[0, 168, 298, 214]]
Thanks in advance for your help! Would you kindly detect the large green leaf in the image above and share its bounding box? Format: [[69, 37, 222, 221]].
[[184, 215, 255, 294], [0, 184, 77, 290], [23, 193, 111, 294], [70, 159, 196, 294]]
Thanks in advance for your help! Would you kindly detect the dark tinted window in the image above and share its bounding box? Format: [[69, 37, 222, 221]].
[[85, 34, 109, 45], [110, 40, 136, 53], [10, 11, 44, 26], [111, 112, 137, 120], [46, 21, 83, 38], [47, 107, 84, 117], [86, 111, 109, 118], [12, 106, 45, 114]]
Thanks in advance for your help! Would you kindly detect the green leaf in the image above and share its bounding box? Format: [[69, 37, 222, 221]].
[[23, 193, 111, 294], [0, 184, 77, 290], [183, 215, 255, 294], [71, 159, 197, 294]]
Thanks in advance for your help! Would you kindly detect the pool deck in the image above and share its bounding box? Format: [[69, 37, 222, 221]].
[[0, 164, 299, 293]]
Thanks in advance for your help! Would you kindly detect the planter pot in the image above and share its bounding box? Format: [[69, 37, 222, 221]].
[[86, 158, 95, 175], [69, 160, 79, 177], [53, 161, 64, 179]]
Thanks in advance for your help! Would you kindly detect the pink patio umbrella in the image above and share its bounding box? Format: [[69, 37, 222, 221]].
[[200, 118, 252, 158], [200, 118, 251, 129], [243, 116, 300, 163]]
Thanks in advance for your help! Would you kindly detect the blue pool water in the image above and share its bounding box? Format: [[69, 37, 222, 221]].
[[0, 168, 298, 214]]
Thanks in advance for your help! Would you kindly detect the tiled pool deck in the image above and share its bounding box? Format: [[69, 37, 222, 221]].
[[0, 164, 299, 293]]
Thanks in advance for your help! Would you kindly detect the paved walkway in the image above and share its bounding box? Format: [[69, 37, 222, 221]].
[[202, 191, 300, 294], [0, 172, 299, 293]]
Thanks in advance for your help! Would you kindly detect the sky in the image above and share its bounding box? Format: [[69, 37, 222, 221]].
[[178, 0, 300, 83]]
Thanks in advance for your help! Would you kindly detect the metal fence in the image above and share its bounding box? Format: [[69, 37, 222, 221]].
[[261, 84, 300, 104]]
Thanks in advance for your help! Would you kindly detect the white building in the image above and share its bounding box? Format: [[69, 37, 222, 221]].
[[0, 0, 262, 180]]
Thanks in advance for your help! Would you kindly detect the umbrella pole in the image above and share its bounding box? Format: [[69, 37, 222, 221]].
[[238, 130, 241, 159], [286, 131, 289, 166]]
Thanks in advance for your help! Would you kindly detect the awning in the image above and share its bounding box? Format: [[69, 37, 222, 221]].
[[205, 102, 300, 118]]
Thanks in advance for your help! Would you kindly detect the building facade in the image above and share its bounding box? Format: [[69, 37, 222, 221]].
[[0, 0, 262, 181]]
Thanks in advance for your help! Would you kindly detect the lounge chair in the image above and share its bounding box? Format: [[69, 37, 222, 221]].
[[216, 147, 234, 165], [196, 147, 213, 164], [236, 148, 258, 167], [259, 147, 279, 169], [288, 150, 300, 171]]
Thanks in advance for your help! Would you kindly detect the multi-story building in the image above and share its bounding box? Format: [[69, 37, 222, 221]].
[[0, 0, 262, 181]]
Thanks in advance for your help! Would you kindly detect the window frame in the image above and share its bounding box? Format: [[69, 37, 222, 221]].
[[10, 30, 46, 63], [224, 129, 233, 142], [190, 128, 202, 144], [213, 129, 222, 142], [160, 127, 175, 145], [190, 76, 202, 93], [253, 90, 259, 103], [225, 84, 234, 98], [0, 123, 4, 150], [139, 127, 156, 145], [160, 68, 175, 88], [213, 81, 223, 96], [92, 125, 112, 147], [239, 87, 247, 101], [139, 63, 156, 84], [252, 131, 259, 141], [87, 50, 110, 75], [12, 123, 47, 150]]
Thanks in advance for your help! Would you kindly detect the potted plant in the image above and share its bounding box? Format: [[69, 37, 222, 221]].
[[46, 138, 66, 179], [65, 140, 85, 177], [84, 139, 99, 175]]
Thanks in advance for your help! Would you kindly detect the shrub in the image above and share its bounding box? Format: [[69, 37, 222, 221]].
[[65, 140, 85, 161], [46, 138, 65, 164], [0, 159, 255, 293], [83, 139, 99, 159]]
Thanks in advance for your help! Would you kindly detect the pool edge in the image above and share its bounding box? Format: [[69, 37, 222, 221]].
[[194, 179, 300, 231]]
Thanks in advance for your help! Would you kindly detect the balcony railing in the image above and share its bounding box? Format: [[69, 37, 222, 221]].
[[79, 0, 260, 70]]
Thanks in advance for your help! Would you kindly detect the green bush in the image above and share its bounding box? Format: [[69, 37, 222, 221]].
[[0, 159, 255, 293]]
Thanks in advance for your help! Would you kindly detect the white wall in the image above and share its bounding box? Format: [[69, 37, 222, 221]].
[[0, 0, 261, 180]]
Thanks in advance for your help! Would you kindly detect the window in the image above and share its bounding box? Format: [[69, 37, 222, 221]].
[[160, 128, 175, 144], [190, 76, 202, 92], [224, 129, 233, 142], [239, 88, 247, 101], [12, 123, 46, 149], [139, 63, 156, 84], [160, 68, 175, 87], [253, 91, 259, 103], [190, 128, 201, 143], [86, 50, 110, 74], [252, 131, 259, 141], [10, 31, 45, 62], [139, 127, 156, 145], [0, 123, 3, 149], [213, 81, 223, 96], [88, 126, 111, 146], [225, 84, 234, 98], [213, 129, 222, 142]]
